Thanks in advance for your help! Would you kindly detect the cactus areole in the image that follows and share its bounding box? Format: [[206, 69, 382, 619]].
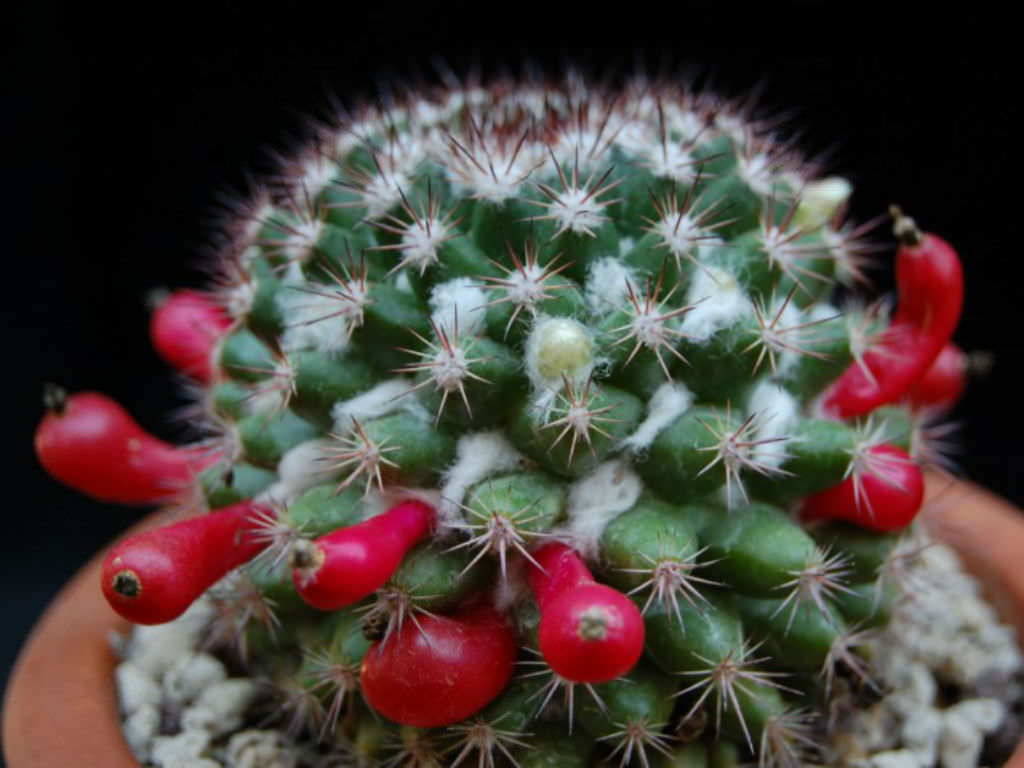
[[34, 76, 971, 764]]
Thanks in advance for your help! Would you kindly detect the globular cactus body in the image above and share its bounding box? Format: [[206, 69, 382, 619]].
[[35, 76, 970, 767]]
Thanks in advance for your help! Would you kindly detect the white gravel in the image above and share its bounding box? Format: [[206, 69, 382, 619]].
[[830, 533, 1022, 767], [113, 595, 294, 767]]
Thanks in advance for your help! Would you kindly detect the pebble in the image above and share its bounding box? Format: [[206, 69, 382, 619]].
[[182, 679, 260, 737], [150, 730, 213, 767], [164, 652, 229, 706], [886, 663, 937, 714], [945, 698, 1005, 733], [122, 703, 160, 761], [868, 748, 929, 768], [828, 535, 1023, 767], [939, 715, 984, 768], [227, 730, 296, 768], [900, 708, 942, 763], [131, 598, 215, 679], [115, 661, 163, 716]]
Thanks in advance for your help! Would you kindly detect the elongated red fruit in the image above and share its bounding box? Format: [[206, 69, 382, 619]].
[[906, 342, 968, 409], [101, 499, 269, 624], [822, 209, 963, 419], [34, 387, 216, 504], [802, 444, 924, 532], [529, 542, 644, 683], [360, 600, 517, 727], [149, 289, 231, 383], [291, 500, 434, 611]]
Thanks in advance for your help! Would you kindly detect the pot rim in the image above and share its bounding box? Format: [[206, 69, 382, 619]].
[[4, 474, 1024, 767]]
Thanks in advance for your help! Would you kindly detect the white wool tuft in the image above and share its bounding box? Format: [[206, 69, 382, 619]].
[[620, 381, 694, 454], [254, 481, 292, 508], [745, 380, 799, 470], [363, 169, 414, 220], [680, 265, 751, 342], [437, 431, 524, 530], [276, 438, 336, 499], [557, 460, 643, 559], [377, 487, 443, 521], [394, 270, 414, 294], [224, 280, 255, 321], [331, 378, 422, 433], [352, 488, 387, 521], [547, 187, 607, 236], [279, 259, 307, 286], [244, 387, 285, 417], [429, 277, 487, 335], [778, 301, 842, 379], [277, 287, 351, 355], [766, 295, 812, 379], [584, 257, 637, 315], [492, 557, 531, 612], [807, 302, 841, 323]]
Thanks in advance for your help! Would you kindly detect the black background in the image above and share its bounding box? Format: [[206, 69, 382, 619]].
[[5, 3, 1023, 746]]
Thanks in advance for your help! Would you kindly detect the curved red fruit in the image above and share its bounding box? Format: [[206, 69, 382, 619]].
[[802, 444, 924, 532], [528, 541, 595, 608], [529, 542, 645, 683], [892, 233, 964, 334], [823, 222, 963, 420], [538, 582, 646, 683], [907, 342, 968, 410], [149, 289, 231, 383], [360, 600, 517, 728], [101, 500, 269, 624], [34, 391, 215, 504], [291, 500, 434, 611]]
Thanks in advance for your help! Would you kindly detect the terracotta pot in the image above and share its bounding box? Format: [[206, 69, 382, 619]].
[[4, 475, 1024, 767]]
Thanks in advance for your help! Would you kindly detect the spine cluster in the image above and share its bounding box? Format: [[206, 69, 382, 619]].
[[34, 75, 968, 768]]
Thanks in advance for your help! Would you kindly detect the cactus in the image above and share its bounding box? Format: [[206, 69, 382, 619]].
[[34, 75, 969, 768]]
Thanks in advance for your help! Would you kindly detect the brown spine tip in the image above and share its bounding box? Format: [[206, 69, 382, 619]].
[[42, 382, 67, 415], [889, 204, 923, 246], [111, 570, 142, 599], [290, 538, 323, 572]]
